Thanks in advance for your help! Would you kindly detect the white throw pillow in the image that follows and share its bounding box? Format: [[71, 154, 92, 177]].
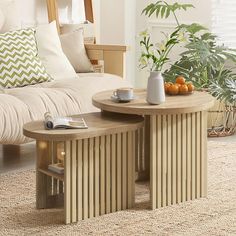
[[35, 21, 77, 80], [60, 29, 94, 73], [0, 0, 21, 33], [61, 22, 96, 44]]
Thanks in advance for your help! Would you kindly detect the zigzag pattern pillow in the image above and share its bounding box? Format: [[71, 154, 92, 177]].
[[0, 28, 52, 88]]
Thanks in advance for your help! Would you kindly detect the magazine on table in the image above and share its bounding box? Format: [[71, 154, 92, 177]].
[[44, 112, 88, 130]]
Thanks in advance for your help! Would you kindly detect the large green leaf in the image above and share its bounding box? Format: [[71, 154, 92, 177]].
[[209, 76, 236, 104], [179, 23, 208, 34], [142, 1, 194, 19]]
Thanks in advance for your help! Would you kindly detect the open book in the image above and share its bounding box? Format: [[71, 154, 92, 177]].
[[44, 112, 88, 130]]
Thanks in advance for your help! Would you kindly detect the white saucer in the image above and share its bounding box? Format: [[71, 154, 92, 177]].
[[111, 95, 137, 103]]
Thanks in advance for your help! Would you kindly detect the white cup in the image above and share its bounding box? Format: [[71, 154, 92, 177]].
[[113, 88, 134, 100]]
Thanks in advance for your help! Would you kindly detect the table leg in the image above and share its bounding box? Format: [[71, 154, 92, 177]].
[[64, 140, 72, 224], [150, 111, 208, 209], [144, 115, 150, 178], [36, 140, 53, 209], [136, 115, 150, 181]]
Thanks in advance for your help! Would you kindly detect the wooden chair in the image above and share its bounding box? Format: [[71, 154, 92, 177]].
[[46, 0, 127, 78]]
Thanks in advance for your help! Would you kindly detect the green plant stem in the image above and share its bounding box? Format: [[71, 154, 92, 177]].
[[163, 1, 180, 26], [173, 11, 180, 26], [216, 64, 225, 81], [163, 44, 175, 60]]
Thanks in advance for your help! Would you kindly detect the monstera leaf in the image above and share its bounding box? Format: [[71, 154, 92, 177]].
[[164, 27, 236, 89], [142, 1, 194, 20], [209, 70, 236, 104]]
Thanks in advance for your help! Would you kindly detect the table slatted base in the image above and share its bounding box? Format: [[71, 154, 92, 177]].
[[150, 111, 207, 209], [36, 131, 136, 224]]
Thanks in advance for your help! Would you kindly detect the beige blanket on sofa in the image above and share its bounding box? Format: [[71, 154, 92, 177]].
[[0, 74, 130, 144]]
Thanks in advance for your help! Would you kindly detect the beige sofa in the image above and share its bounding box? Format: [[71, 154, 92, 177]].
[[0, 45, 130, 145], [0, 73, 130, 144], [0, 2, 130, 145]]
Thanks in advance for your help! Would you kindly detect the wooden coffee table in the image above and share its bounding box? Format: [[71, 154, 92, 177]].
[[92, 89, 215, 209], [23, 112, 143, 224]]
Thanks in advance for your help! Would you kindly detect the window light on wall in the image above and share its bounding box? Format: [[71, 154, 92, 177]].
[[57, 0, 85, 23], [212, 0, 236, 48]]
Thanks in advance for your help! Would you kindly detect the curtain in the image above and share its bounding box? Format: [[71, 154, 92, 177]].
[[212, 0, 236, 48]]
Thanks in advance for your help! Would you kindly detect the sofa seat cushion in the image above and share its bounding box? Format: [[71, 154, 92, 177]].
[[1, 74, 130, 144]]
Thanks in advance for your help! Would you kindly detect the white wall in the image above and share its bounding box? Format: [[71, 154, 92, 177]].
[[135, 0, 212, 88], [99, 0, 125, 44], [124, 0, 136, 86], [17, 0, 95, 26], [17, 0, 101, 41], [16, 0, 49, 26], [99, 0, 136, 85]]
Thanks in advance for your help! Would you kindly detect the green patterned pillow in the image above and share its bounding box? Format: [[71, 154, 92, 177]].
[[0, 28, 52, 88]]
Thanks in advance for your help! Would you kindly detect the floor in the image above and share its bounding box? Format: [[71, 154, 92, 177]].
[[1, 140, 236, 235], [0, 143, 36, 174], [0, 134, 236, 175]]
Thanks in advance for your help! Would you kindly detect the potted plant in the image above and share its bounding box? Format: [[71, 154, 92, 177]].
[[139, 1, 194, 104], [140, 1, 236, 135], [163, 22, 236, 136], [208, 73, 236, 135]]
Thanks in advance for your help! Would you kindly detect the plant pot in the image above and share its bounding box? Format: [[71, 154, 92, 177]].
[[146, 71, 165, 105], [208, 100, 236, 137], [197, 89, 236, 137]]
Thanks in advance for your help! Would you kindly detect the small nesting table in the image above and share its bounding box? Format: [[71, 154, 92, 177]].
[[92, 89, 215, 209], [23, 112, 143, 224]]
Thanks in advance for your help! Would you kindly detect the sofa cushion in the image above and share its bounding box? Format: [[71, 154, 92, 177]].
[[35, 21, 77, 80], [1, 74, 131, 144], [60, 29, 94, 73], [0, 28, 52, 88]]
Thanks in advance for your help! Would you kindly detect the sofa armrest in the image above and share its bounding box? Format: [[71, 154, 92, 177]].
[[85, 44, 128, 78]]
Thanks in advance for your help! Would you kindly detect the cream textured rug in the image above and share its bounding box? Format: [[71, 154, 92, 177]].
[[0, 141, 236, 236]]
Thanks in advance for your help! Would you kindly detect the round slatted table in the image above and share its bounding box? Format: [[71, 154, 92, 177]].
[[93, 89, 215, 209]]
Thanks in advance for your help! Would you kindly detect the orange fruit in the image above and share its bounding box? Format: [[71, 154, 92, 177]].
[[168, 84, 179, 95], [175, 83, 181, 88], [187, 83, 195, 92], [176, 76, 186, 85], [164, 82, 172, 93], [179, 84, 189, 94]]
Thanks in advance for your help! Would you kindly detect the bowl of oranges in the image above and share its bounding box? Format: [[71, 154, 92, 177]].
[[164, 76, 195, 96]]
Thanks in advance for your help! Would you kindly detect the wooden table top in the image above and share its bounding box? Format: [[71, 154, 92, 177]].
[[92, 89, 215, 115], [23, 112, 144, 141]]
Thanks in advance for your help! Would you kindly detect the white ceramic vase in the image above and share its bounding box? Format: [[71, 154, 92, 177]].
[[146, 71, 166, 105]]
